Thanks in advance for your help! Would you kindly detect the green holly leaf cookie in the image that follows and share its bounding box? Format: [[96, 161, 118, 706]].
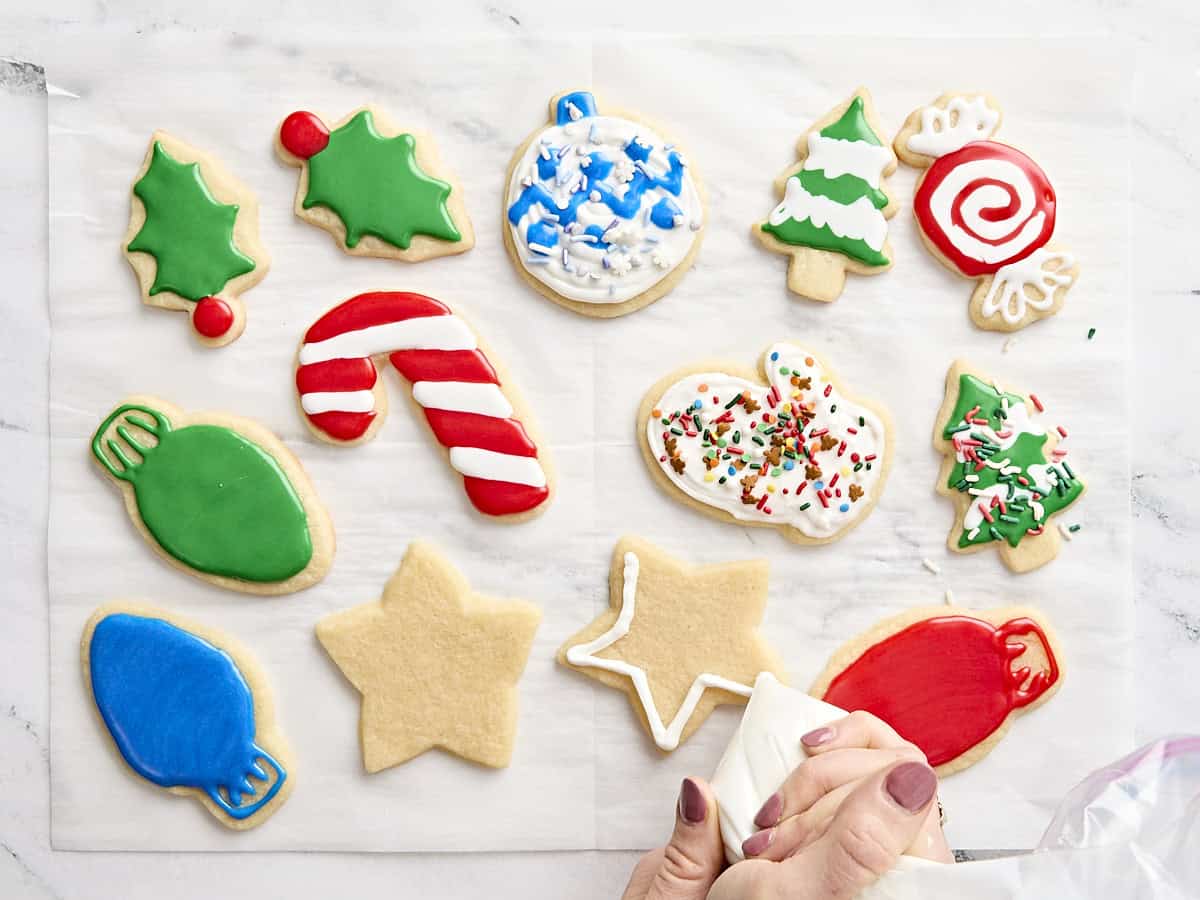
[[303, 110, 462, 250], [126, 141, 256, 302]]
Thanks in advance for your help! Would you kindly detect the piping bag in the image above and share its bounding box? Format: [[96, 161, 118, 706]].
[[711, 673, 942, 887]]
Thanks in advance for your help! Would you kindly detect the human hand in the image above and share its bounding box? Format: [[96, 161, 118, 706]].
[[709, 711, 952, 898], [620, 777, 726, 900]]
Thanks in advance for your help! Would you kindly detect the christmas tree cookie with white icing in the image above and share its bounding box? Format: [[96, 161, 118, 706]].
[[753, 89, 898, 303], [639, 344, 893, 544], [276, 106, 474, 262], [895, 93, 1079, 332], [123, 133, 269, 347], [934, 360, 1085, 573], [503, 90, 706, 318]]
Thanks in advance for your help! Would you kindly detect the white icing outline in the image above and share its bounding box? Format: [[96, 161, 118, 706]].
[[565, 552, 754, 751], [906, 95, 1001, 159], [979, 248, 1076, 324]]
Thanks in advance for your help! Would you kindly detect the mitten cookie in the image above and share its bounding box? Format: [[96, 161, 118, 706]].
[[639, 344, 892, 543]]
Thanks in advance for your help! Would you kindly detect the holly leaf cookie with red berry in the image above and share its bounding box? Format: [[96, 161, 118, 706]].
[[810, 604, 1063, 775], [276, 106, 474, 262], [638, 344, 893, 544], [123, 132, 269, 347]]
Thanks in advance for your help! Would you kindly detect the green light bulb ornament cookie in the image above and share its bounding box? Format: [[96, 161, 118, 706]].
[[91, 397, 335, 595], [123, 133, 270, 347]]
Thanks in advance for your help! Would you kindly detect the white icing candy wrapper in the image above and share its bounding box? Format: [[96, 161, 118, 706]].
[[711, 674, 941, 894]]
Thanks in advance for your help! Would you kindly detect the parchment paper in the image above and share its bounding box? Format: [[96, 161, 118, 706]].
[[48, 32, 1132, 851]]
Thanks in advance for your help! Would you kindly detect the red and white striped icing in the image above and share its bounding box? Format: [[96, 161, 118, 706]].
[[295, 291, 550, 517]]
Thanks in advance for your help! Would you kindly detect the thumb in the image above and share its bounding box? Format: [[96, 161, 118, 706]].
[[798, 761, 939, 898], [642, 777, 726, 900]]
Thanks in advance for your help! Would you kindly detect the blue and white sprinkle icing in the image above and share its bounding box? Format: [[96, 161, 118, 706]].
[[506, 91, 704, 304]]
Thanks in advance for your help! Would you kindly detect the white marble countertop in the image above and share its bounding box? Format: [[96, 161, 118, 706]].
[[2, 2, 1198, 897]]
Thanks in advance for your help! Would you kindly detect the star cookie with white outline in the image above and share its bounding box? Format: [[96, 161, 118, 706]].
[[557, 536, 785, 751]]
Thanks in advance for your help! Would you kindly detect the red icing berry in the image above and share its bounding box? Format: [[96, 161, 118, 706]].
[[279, 111, 330, 160], [193, 296, 235, 338]]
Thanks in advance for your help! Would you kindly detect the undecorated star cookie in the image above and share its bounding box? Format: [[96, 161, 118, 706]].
[[558, 536, 785, 751], [894, 93, 1079, 332], [316, 542, 541, 771], [934, 360, 1085, 573], [83, 603, 294, 830], [276, 105, 474, 262], [639, 343, 893, 544], [123, 132, 269, 346], [752, 88, 898, 303], [810, 605, 1063, 775]]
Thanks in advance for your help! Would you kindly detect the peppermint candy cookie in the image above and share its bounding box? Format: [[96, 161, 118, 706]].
[[639, 344, 893, 544], [895, 94, 1079, 332], [503, 90, 706, 317]]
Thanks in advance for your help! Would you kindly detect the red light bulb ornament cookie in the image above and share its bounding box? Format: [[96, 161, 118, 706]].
[[123, 133, 269, 347], [894, 94, 1079, 332], [276, 106, 474, 262]]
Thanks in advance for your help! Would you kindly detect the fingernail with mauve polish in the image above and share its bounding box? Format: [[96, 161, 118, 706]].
[[753, 792, 782, 828], [801, 726, 834, 748], [741, 827, 773, 857], [885, 762, 937, 813], [679, 777, 707, 824]]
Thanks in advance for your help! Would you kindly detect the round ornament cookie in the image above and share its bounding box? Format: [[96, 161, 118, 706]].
[[503, 90, 706, 317], [276, 105, 474, 262], [639, 344, 893, 544], [894, 93, 1079, 332], [753, 88, 898, 303], [123, 132, 269, 347]]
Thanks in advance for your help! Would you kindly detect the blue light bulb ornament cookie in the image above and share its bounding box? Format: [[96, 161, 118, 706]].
[[83, 606, 294, 830]]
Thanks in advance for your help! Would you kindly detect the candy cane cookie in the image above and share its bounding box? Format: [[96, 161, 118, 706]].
[[295, 292, 552, 520], [894, 94, 1079, 332]]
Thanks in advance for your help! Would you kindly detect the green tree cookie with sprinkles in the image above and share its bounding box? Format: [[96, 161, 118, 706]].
[[123, 133, 270, 347], [933, 360, 1085, 574], [276, 106, 475, 262], [753, 88, 898, 303]]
